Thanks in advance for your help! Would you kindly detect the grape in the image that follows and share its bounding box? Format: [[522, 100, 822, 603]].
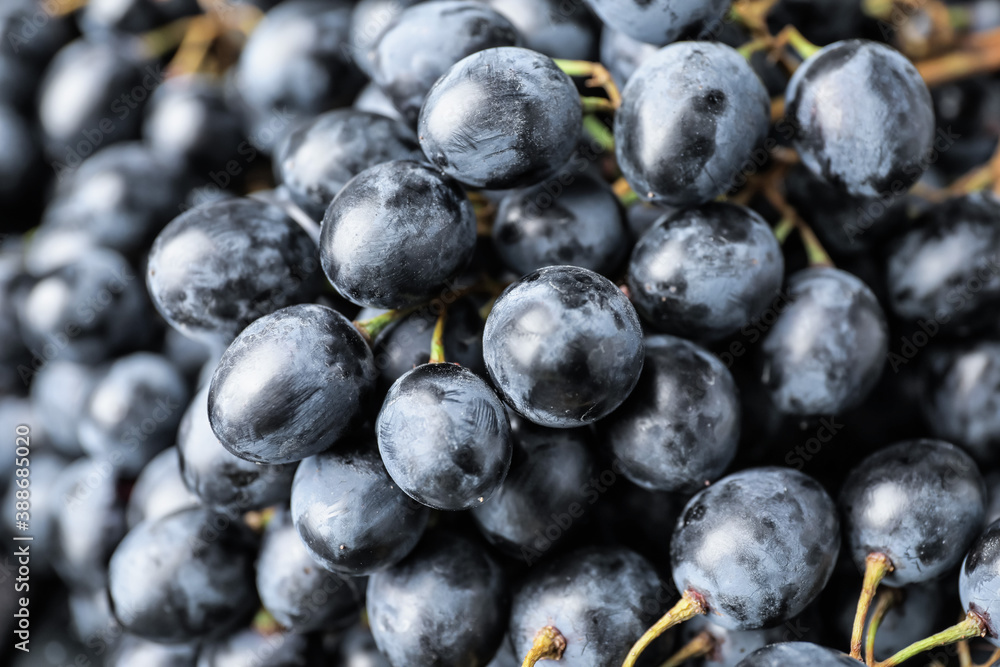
[[615, 42, 770, 206], [599, 26, 659, 88], [681, 614, 819, 667], [233, 0, 364, 152], [583, 0, 730, 46], [78, 352, 190, 476], [510, 546, 664, 667], [108, 634, 198, 667], [80, 0, 199, 34], [760, 267, 888, 416], [599, 335, 740, 494], [320, 160, 477, 309], [348, 0, 424, 78], [470, 416, 596, 559], [126, 447, 201, 528], [108, 507, 258, 644], [256, 510, 365, 633], [672, 467, 840, 630], [0, 104, 39, 204], [354, 82, 407, 122], [418, 47, 582, 189], [3, 452, 64, 574], [492, 172, 629, 278], [209, 304, 377, 464], [179, 385, 296, 510], [19, 248, 152, 363], [142, 75, 244, 173], [839, 440, 986, 586], [146, 197, 323, 348], [30, 359, 98, 458], [290, 438, 429, 575], [367, 532, 509, 666], [886, 193, 1000, 334], [39, 143, 186, 257], [924, 341, 1000, 462], [736, 643, 861, 667], [483, 265, 644, 428], [626, 202, 784, 341], [377, 362, 512, 510], [486, 0, 598, 61], [372, 1, 519, 126], [51, 457, 127, 590], [273, 109, 423, 221], [960, 519, 1000, 646], [786, 39, 935, 197], [38, 39, 144, 159], [196, 629, 311, 666]]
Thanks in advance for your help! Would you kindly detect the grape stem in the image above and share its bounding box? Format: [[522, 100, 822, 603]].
[[354, 307, 419, 344], [428, 309, 448, 365], [977, 647, 1000, 667], [622, 589, 708, 667], [850, 552, 894, 660], [553, 60, 622, 108], [762, 183, 834, 267], [916, 27, 1000, 87], [729, 0, 782, 37], [584, 115, 615, 152], [658, 630, 715, 667], [251, 607, 281, 635], [47, 0, 89, 17], [612, 177, 640, 206], [469, 191, 497, 236], [958, 637, 972, 667], [521, 626, 567, 667], [873, 612, 989, 667], [864, 587, 903, 666]]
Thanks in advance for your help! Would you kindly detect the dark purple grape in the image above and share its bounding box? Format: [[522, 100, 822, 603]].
[[418, 47, 582, 189], [840, 440, 986, 586], [470, 417, 596, 560], [510, 546, 665, 667], [256, 510, 365, 633], [320, 160, 477, 309], [786, 39, 935, 197], [273, 109, 422, 221], [291, 438, 429, 576], [760, 267, 888, 416], [30, 359, 98, 458], [600, 335, 740, 494], [372, 1, 520, 126], [377, 363, 512, 510], [78, 352, 190, 476], [626, 202, 784, 341], [107, 507, 258, 644], [583, 0, 730, 46], [672, 467, 840, 630], [179, 385, 296, 510], [960, 519, 1000, 645], [126, 447, 201, 528], [108, 634, 198, 667], [146, 197, 323, 349], [615, 42, 770, 206], [492, 172, 629, 278], [486, 0, 598, 60], [367, 532, 509, 666], [196, 629, 312, 666], [209, 304, 377, 464], [483, 265, 644, 428], [736, 643, 861, 667]]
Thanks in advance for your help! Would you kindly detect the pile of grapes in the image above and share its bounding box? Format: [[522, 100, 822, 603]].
[[6, 0, 1000, 666]]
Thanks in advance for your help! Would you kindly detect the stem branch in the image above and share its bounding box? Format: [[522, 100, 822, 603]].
[[623, 590, 708, 667], [851, 552, 894, 660], [874, 613, 989, 667], [521, 626, 567, 667]]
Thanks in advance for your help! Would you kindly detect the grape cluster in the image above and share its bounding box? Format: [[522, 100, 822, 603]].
[[7, 1, 1000, 667]]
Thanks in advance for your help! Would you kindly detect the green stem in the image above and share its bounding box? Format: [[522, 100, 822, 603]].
[[583, 115, 615, 152], [659, 630, 715, 667], [581, 97, 616, 114], [553, 58, 600, 78], [865, 588, 902, 666], [784, 25, 822, 60], [851, 552, 893, 660], [521, 626, 567, 667], [354, 307, 416, 343], [737, 37, 772, 60], [773, 217, 795, 244], [798, 220, 835, 267], [623, 590, 708, 667], [874, 613, 988, 667], [429, 309, 448, 365]]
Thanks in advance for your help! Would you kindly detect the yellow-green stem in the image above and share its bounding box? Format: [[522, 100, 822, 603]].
[[874, 613, 988, 667], [623, 590, 708, 667], [659, 630, 715, 667], [851, 553, 894, 660], [354, 307, 417, 343], [429, 309, 448, 365], [583, 115, 615, 152], [865, 588, 902, 666], [521, 626, 567, 667], [784, 25, 822, 60]]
